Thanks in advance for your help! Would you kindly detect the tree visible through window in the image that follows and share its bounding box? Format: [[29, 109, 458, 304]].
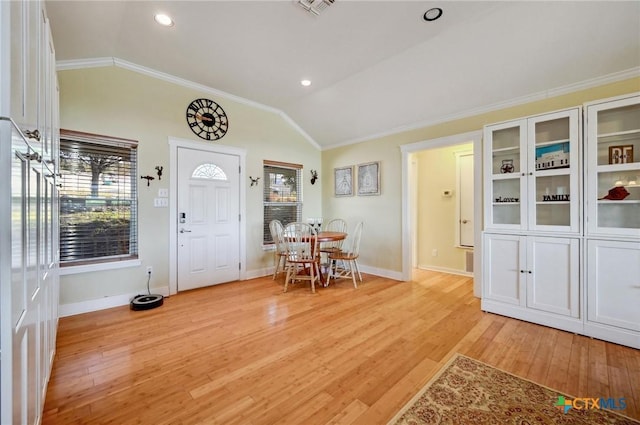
[[263, 160, 303, 244], [59, 130, 138, 265]]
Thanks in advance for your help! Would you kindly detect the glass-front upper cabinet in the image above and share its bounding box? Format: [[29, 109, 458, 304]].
[[585, 93, 640, 238], [484, 119, 527, 231], [484, 108, 580, 233]]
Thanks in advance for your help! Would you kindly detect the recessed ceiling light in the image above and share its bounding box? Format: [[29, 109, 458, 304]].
[[301, 79, 312, 87], [154, 13, 174, 27], [423, 7, 443, 22]]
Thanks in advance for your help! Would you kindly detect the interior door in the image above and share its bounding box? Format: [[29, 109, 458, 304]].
[[458, 152, 474, 247], [177, 147, 240, 291]]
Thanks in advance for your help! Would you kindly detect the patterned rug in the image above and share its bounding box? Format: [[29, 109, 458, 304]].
[[388, 353, 639, 425]]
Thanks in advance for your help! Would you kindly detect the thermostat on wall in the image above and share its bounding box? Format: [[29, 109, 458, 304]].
[[442, 189, 453, 197]]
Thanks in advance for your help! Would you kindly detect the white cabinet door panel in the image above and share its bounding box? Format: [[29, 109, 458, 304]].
[[527, 237, 579, 318], [483, 234, 524, 305], [587, 239, 640, 331]]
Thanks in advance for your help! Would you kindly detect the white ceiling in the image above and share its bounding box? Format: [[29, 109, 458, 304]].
[[46, 1, 640, 148]]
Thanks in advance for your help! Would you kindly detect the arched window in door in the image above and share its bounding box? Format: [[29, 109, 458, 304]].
[[192, 163, 227, 180]]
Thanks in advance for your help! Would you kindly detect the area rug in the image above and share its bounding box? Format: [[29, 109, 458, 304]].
[[388, 353, 639, 425]]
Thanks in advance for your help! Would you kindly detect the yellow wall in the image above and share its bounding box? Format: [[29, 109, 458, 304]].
[[416, 143, 473, 272], [321, 78, 640, 276], [59, 64, 639, 308], [58, 66, 322, 305]]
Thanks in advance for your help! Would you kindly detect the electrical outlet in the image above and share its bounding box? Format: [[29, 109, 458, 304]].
[[146, 266, 152, 275], [432, 249, 438, 257]]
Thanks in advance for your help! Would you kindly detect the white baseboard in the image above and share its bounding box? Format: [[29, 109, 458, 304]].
[[59, 286, 170, 317], [417, 265, 473, 277]]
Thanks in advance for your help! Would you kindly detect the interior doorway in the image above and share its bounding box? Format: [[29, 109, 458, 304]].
[[401, 130, 483, 297]]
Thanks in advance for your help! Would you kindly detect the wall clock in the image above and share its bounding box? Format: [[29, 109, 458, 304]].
[[186, 98, 229, 141]]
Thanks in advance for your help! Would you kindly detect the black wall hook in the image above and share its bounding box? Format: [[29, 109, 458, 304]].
[[155, 166, 163, 180], [141, 175, 155, 186]]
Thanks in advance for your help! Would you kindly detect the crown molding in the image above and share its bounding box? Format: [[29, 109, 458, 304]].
[[56, 57, 321, 150], [324, 67, 640, 151], [57, 58, 639, 152]]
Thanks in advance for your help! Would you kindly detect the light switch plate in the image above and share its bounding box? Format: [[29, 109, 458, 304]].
[[154, 198, 169, 207], [158, 188, 169, 198]]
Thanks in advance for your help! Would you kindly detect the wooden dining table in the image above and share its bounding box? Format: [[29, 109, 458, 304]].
[[316, 231, 347, 244]]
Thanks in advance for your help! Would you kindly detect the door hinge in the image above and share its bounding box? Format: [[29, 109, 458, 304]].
[[238, 213, 241, 222], [238, 262, 241, 270]]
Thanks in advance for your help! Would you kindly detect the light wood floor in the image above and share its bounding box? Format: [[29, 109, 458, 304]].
[[43, 270, 640, 424]]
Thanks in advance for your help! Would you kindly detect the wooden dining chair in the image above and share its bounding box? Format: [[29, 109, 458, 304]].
[[283, 222, 320, 293], [268, 220, 288, 280], [327, 221, 363, 288], [319, 218, 347, 257]]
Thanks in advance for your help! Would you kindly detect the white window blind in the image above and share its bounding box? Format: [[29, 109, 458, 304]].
[[263, 160, 303, 244], [59, 130, 138, 265]]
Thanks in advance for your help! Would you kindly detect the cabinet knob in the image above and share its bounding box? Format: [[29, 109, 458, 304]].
[[528, 270, 532, 274]]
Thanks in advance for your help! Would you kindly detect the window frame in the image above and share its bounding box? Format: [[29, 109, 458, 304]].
[[263, 160, 303, 245], [58, 129, 139, 268]]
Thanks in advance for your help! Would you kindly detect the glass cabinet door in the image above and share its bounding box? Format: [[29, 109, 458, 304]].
[[527, 109, 580, 233], [484, 119, 527, 230], [586, 94, 640, 237]]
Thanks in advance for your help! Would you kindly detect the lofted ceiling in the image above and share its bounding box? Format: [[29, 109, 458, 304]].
[[46, 1, 640, 148]]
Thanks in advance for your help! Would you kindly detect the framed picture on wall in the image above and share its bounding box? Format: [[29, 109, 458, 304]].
[[357, 161, 380, 196], [334, 166, 354, 197]]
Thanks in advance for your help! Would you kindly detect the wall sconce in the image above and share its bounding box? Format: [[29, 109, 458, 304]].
[[249, 176, 260, 187], [310, 169, 318, 185]]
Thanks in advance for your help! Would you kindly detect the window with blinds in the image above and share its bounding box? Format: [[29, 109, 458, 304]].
[[263, 160, 303, 244], [59, 130, 138, 265]]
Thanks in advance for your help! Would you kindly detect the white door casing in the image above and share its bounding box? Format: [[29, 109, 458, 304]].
[[168, 137, 246, 295]]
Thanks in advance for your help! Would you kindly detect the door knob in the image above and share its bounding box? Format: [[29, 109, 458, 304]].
[[461, 219, 469, 224]]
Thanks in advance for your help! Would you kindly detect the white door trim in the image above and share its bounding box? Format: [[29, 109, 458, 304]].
[[168, 137, 247, 295], [400, 130, 483, 297]]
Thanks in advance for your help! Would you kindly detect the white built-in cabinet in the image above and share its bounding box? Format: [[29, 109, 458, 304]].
[[482, 95, 640, 350], [583, 94, 640, 349], [1, 1, 60, 424], [585, 94, 640, 237]]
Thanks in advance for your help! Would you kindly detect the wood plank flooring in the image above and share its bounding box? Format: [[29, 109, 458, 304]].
[[43, 270, 640, 424]]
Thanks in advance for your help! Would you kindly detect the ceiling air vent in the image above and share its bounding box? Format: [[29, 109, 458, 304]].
[[298, 0, 335, 16]]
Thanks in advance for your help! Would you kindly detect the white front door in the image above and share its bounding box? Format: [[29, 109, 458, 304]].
[[177, 147, 240, 291]]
